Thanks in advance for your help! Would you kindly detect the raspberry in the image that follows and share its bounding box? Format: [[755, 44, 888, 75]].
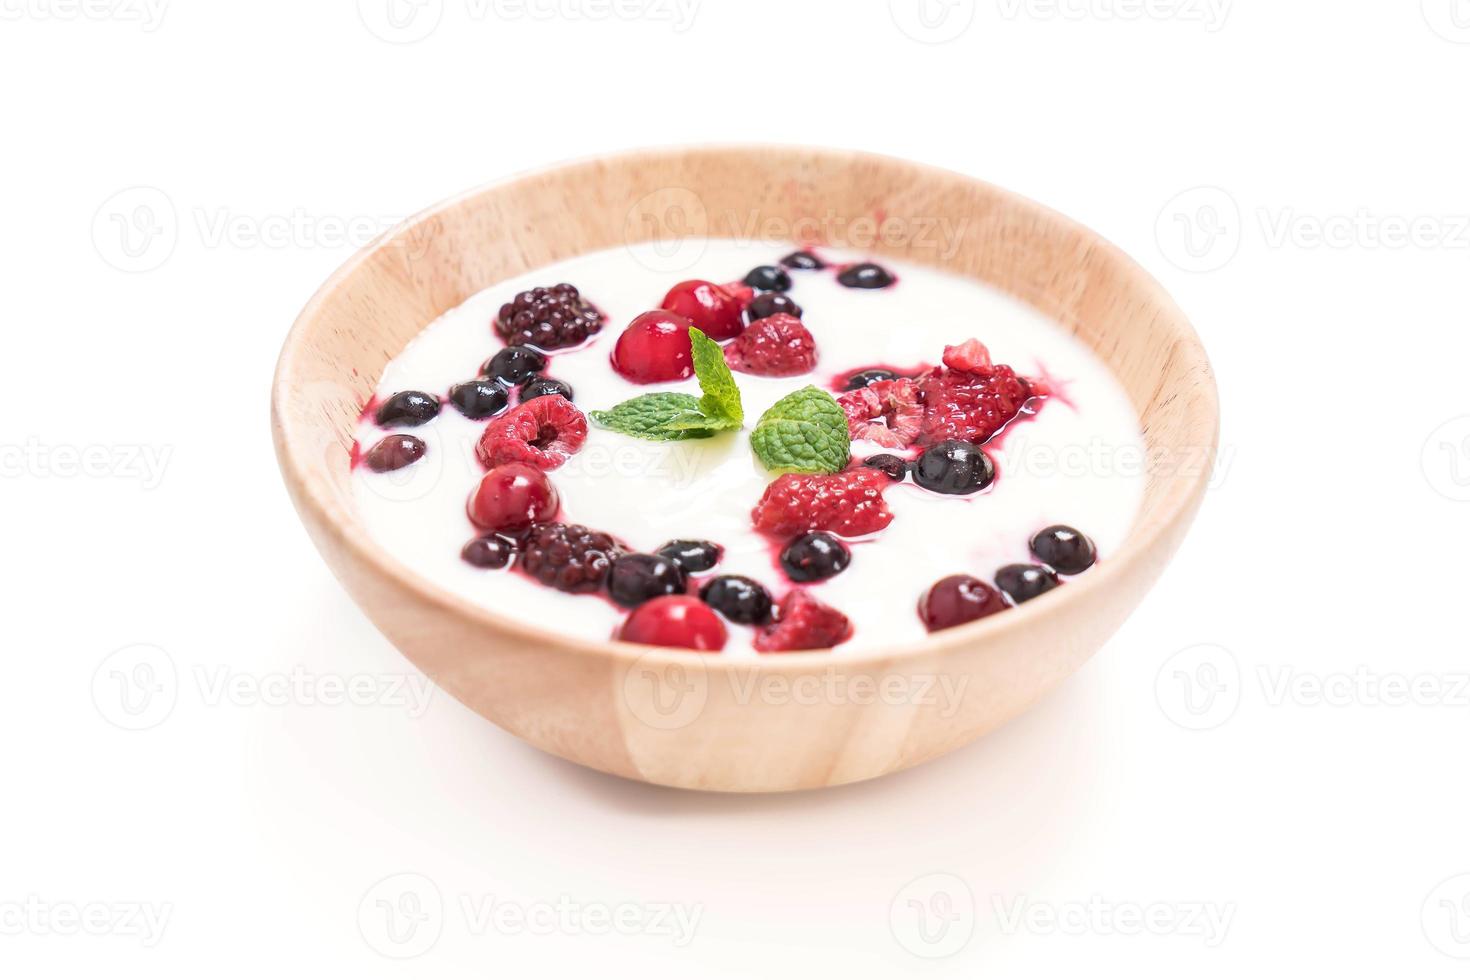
[[723, 313, 817, 377], [519, 522, 623, 594], [917, 339, 1041, 446], [495, 283, 604, 351], [754, 590, 852, 653], [751, 468, 893, 538], [836, 378, 922, 449], [476, 395, 587, 471]]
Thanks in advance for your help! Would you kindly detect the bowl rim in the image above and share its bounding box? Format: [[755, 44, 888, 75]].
[[272, 143, 1219, 673]]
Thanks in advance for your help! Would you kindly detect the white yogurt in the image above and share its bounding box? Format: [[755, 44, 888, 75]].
[[352, 241, 1146, 654]]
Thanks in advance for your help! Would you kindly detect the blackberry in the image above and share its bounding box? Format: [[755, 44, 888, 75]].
[[495, 283, 604, 351], [608, 553, 688, 608], [745, 292, 802, 323], [700, 576, 773, 626], [743, 265, 793, 292], [519, 522, 622, 594]]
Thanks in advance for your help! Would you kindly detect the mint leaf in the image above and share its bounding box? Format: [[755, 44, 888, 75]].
[[589, 327, 745, 442], [689, 327, 743, 426], [750, 386, 851, 475], [589, 393, 709, 441]]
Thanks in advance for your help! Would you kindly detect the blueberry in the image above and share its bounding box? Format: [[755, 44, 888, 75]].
[[743, 265, 793, 292], [700, 575, 773, 625], [460, 534, 516, 569], [482, 345, 547, 385], [995, 564, 1060, 604], [746, 292, 802, 323], [448, 379, 509, 420], [913, 440, 994, 495], [656, 539, 723, 574], [374, 391, 440, 427], [837, 262, 895, 289], [780, 250, 826, 271], [607, 553, 688, 608], [519, 376, 574, 403], [363, 434, 426, 472], [1030, 525, 1097, 575], [780, 532, 851, 583], [863, 454, 910, 482], [843, 368, 898, 391]]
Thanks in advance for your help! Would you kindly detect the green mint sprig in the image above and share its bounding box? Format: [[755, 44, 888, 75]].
[[749, 386, 851, 475], [589, 328, 744, 441]]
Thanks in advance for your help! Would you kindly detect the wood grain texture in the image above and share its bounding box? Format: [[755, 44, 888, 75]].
[[271, 146, 1219, 792]]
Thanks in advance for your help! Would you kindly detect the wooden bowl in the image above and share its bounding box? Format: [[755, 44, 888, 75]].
[[272, 146, 1218, 793]]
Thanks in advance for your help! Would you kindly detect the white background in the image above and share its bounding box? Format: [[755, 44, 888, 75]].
[[4, 1, 1469, 976]]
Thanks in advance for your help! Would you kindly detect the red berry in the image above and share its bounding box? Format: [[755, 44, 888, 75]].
[[723, 313, 817, 377], [619, 596, 727, 652], [611, 311, 696, 383], [476, 395, 587, 471], [751, 468, 893, 538], [363, 434, 427, 472], [916, 339, 1042, 446], [837, 378, 922, 449], [467, 462, 559, 533], [660, 280, 745, 341], [917, 575, 1010, 632], [754, 590, 852, 653]]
